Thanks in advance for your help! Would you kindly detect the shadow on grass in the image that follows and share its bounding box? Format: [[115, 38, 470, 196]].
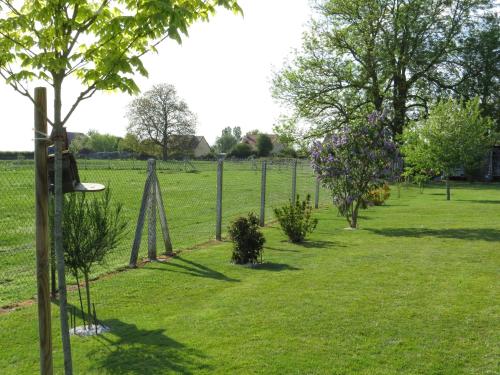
[[457, 199, 500, 204], [89, 319, 211, 374], [297, 240, 340, 249], [252, 263, 301, 271], [368, 228, 500, 242], [145, 256, 239, 282]]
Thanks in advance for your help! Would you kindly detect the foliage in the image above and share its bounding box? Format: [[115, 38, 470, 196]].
[[273, 0, 490, 137], [228, 213, 265, 264], [274, 194, 318, 243], [127, 84, 197, 160], [0, 0, 241, 129], [256, 134, 274, 157], [62, 188, 127, 324], [364, 184, 391, 207], [401, 97, 495, 199], [214, 126, 241, 154], [454, 14, 500, 130], [311, 111, 399, 228], [70, 130, 120, 154], [229, 143, 254, 158]]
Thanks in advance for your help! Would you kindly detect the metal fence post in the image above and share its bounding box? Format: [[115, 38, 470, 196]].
[[314, 178, 320, 209], [147, 159, 157, 260], [291, 159, 297, 202], [34, 87, 53, 375], [259, 161, 267, 227], [216, 159, 223, 241]]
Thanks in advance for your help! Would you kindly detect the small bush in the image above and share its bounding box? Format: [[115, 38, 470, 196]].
[[364, 184, 391, 206], [228, 213, 265, 264], [274, 194, 318, 243]]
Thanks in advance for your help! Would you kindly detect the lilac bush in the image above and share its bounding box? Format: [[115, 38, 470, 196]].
[[311, 111, 399, 228]]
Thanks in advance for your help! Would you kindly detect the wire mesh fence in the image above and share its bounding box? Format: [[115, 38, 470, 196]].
[[0, 158, 331, 308]]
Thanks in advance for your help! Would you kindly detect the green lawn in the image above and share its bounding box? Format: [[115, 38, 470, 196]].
[[0, 159, 326, 306], [0, 183, 498, 374]]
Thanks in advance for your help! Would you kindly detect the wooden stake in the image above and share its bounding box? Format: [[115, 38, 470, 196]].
[[155, 177, 173, 255], [147, 159, 157, 261], [259, 161, 267, 227], [34, 87, 53, 375]]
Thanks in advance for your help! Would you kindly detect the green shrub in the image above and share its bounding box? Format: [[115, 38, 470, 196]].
[[274, 194, 318, 243], [228, 213, 265, 264], [364, 183, 391, 206]]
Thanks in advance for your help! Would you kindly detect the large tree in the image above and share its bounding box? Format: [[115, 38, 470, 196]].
[[127, 84, 197, 160], [273, 0, 490, 137], [214, 126, 241, 153], [0, 0, 240, 372]]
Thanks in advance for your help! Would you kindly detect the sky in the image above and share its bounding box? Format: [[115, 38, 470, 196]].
[[0, 0, 312, 151]]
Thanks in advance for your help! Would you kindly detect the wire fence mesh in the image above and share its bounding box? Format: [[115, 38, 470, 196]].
[[0, 158, 331, 308]]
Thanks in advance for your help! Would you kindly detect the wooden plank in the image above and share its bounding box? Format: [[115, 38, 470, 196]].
[[34, 87, 53, 375], [155, 177, 173, 254], [147, 159, 157, 260], [129, 174, 152, 267]]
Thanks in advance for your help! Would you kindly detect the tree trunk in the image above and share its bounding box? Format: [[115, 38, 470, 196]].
[[52, 73, 73, 374], [350, 201, 360, 229], [162, 143, 168, 161], [446, 178, 451, 201], [83, 271, 92, 328], [392, 76, 408, 136], [75, 272, 86, 329]]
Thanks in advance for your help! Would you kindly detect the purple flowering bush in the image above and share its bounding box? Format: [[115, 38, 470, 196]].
[[311, 111, 399, 228]]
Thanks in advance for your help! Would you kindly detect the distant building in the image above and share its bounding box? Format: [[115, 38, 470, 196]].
[[169, 135, 211, 158], [241, 134, 284, 154]]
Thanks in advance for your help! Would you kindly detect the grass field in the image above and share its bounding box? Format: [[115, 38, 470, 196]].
[[0, 183, 498, 374], [0, 159, 328, 306]]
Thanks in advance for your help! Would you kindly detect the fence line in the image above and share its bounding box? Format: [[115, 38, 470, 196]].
[[0, 158, 330, 308]]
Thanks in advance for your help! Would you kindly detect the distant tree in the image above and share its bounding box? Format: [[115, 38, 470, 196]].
[[118, 133, 141, 154], [256, 134, 273, 157], [127, 84, 197, 160], [401, 98, 495, 200], [68, 134, 89, 154], [230, 143, 253, 158], [233, 126, 242, 142], [214, 127, 238, 153], [247, 129, 260, 136], [85, 130, 120, 152]]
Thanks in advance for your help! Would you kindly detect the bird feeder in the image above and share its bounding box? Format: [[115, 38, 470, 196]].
[[47, 129, 104, 194]]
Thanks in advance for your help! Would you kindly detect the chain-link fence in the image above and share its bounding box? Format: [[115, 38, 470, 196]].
[[0, 158, 331, 308]]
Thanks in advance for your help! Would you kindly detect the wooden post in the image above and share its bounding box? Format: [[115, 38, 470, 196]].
[[35, 87, 53, 375], [155, 178, 173, 255], [129, 174, 153, 267], [216, 159, 223, 241], [314, 179, 320, 209], [147, 159, 157, 260], [291, 159, 297, 202], [259, 161, 267, 227]]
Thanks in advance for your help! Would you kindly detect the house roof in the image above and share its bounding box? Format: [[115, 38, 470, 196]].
[[168, 135, 208, 150], [242, 134, 280, 145]]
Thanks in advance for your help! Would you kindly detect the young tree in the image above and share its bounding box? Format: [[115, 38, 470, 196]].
[[214, 126, 238, 153], [401, 97, 495, 200], [63, 189, 126, 328], [0, 0, 241, 371], [256, 134, 273, 157], [127, 84, 197, 160], [311, 111, 399, 228]]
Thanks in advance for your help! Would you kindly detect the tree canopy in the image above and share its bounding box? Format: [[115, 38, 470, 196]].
[[401, 97, 495, 199], [127, 84, 197, 160], [273, 0, 492, 138]]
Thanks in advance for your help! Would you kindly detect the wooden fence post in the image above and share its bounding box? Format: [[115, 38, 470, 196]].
[[147, 159, 157, 260], [216, 159, 223, 241], [259, 161, 267, 227], [314, 178, 320, 209], [129, 173, 153, 267], [291, 159, 297, 202], [35, 87, 53, 375], [155, 178, 173, 255]]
